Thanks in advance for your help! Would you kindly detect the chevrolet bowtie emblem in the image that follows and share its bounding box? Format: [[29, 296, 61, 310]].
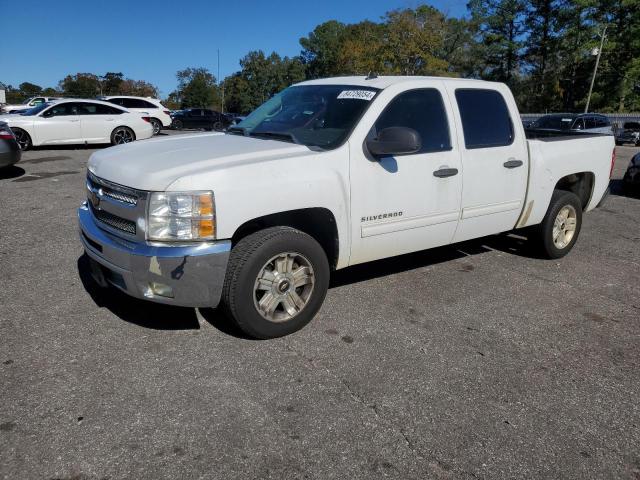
[[90, 188, 101, 208]]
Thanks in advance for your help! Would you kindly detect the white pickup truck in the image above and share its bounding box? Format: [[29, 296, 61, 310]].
[[79, 76, 615, 338]]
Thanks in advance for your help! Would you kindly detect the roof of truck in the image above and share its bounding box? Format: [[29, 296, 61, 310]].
[[295, 75, 493, 89]]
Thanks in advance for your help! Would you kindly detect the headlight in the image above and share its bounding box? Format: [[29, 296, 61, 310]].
[[147, 191, 215, 241]]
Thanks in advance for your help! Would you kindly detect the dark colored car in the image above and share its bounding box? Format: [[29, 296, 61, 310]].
[[528, 113, 613, 134], [623, 151, 640, 192], [615, 122, 640, 146], [0, 122, 21, 168], [171, 109, 230, 131]]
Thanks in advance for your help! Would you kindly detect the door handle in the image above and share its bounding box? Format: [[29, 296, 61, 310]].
[[503, 159, 523, 168], [433, 167, 459, 178]]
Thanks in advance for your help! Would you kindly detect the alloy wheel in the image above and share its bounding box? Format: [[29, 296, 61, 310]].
[[552, 205, 577, 249], [113, 128, 134, 144], [253, 252, 315, 323]]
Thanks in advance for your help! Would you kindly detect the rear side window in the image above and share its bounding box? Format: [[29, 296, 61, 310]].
[[374, 89, 451, 153], [120, 98, 156, 109], [455, 89, 514, 149], [77, 103, 123, 115]]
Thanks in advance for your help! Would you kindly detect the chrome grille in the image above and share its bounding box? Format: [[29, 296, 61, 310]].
[[90, 205, 137, 235], [87, 172, 138, 206]]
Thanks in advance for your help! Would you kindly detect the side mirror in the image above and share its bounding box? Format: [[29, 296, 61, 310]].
[[366, 127, 421, 157]]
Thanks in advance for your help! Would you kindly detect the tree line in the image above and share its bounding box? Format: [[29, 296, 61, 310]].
[[3, 1, 639, 113], [1, 72, 158, 104]]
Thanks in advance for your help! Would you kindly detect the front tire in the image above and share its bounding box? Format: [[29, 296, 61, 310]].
[[172, 119, 183, 130], [535, 190, 583, 259], [11, 128, 32, 151], [221, 227, 330, 339]]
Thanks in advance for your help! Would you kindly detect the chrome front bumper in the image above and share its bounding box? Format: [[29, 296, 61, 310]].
[[78, 202, 231, 307]]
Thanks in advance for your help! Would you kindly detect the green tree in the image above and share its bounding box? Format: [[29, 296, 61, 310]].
[[18, 82, 42, 96], [171, 67, 219, 109], [300, 21, 347, 78], [223, 51, 306, 114], [59, 73, 101, 97], [101, 72, 124, 95], [381, 6, 450, 75], [468, 0, 527, 84]]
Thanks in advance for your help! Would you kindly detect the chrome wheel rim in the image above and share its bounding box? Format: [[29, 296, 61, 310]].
[[552, 205, 577, 249], [253, 252, 315, 323], [113, 128, 133, 144], [13, 129, 29, 150], [152, 120, 161, 135]]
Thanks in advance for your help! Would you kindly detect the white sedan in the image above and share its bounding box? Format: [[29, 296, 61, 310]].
[[0, 99, 153, 150]]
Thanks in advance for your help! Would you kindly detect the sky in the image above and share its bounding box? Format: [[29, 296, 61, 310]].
[[0, 0, 468, 98]]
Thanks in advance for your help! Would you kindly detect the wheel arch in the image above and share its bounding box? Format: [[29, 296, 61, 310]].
[[553, 171, 595, 210], [231, 208, 340, 269]]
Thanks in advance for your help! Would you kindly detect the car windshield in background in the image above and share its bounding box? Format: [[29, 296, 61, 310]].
[[531, 115, 576, 130], [231, 85, 379, 150], [21, 103, 52, 116]]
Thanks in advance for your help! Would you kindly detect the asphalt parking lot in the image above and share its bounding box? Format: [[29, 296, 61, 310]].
[[1, 134, 639, 480]]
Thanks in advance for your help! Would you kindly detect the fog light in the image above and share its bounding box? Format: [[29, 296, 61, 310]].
[[147, 281, 174, 298]]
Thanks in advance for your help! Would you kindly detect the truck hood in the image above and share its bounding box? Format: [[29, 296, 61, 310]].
[[88, 132, 315, 191]]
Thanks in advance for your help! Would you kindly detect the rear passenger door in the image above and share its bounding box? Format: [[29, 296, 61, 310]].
[[448, 86, 529, 242], [78, 102, 123, 143]]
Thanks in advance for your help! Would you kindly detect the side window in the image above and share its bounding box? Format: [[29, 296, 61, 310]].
[[573, 118, 585, 130], [140, 100, 157, 109], [455, 89, 514, 149], [77, 103, 98, 115], [373, 89, 451, 153], [107, 98, 125, 107], [595, 116, 609, 127], [46, 103, 76, 116], [585, 117, 597, 129], [31, 98, 45, 106], [103, 105, 124, 114]]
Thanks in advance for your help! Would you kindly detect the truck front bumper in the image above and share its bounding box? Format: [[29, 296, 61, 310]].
[[78, 202, 231, 307]]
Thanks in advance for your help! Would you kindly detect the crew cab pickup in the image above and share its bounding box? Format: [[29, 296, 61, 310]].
[[78, 76, 615, 338]]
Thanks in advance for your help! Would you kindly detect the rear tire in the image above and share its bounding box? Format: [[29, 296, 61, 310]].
[[11, 128, 32, 151], [221, 227, 330, 339], [110, 126, 135, 145], [150, 118, 162, 135], [534, 190, 583, 259]]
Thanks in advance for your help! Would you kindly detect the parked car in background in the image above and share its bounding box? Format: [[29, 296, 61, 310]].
[[171, 108, 230, 131], [0, 99, 153, 150], [528, 113, 613, 135], [0, 121, 21, 168], [99, 96, 171, 135], [79, 75, 615, 339], [623, 152, 640, 193], [224, 113, 246, 125], [1, 96, 62, 114], [615, 122, 640, 146]]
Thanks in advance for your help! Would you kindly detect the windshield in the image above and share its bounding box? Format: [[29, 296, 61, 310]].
[[232, 84, 379, 149], [21, 103, 52, 116], [532, 115, 576, 130], [22, 97, 35, 105]]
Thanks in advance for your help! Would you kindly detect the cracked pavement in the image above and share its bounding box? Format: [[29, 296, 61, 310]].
[[1, 134, 639, 479]]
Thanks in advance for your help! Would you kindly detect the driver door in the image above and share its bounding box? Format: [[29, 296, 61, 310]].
[[348, 85, 463, 265], [34, 103, 83, 145]]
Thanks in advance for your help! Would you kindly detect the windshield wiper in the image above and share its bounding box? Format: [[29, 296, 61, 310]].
[[248, 131, 299, 144]]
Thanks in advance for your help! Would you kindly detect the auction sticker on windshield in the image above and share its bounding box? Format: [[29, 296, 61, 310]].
[[337, 90, 376, 101]]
